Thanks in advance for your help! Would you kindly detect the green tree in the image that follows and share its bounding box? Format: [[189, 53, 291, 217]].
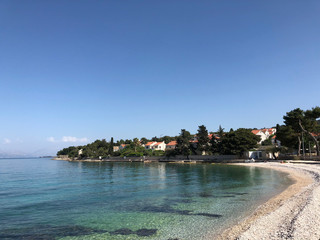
[[218, 128, 260, 157], [119, 144, 145, 157], [81, 147, 94, 158], [197, 125, 210, 155], [261, 136, 273, 146], [218, 125, 224, 138], [301, 107, 320, 156], [140, 137, 148, 144], [109, 137, 114, 155], [165, 149, 177, 159], [151, 136, 159, 142], [283, 108, 304, 156], [210, 136, 219, 154], [176, 129, 192, 159], [283, 107, 320, 156], [132, 138, 140, 152], [159, 135, 176, 144], [275, 124, 298, 153], [57, 146, 82, 158], [97, 148, 106, 158]]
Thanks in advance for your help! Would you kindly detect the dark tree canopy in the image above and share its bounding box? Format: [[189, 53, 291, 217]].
[[176, 129, 192, 158], [275, 124, 298, 151], [216, 128, 260, 156], [218, 125, 224, 138], [140, 137, 148, 144], [109, 137, 114, 155], [196, 125, 210, 154], [282, 107, 320, 156]]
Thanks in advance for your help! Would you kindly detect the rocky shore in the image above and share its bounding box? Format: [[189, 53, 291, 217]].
[[216, 162, 320, 240]]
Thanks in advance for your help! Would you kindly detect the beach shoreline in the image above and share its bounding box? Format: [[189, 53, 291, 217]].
[[214, 162, 320, 240]]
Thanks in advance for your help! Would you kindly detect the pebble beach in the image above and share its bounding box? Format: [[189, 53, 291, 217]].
[[216, 162, 320, 240]]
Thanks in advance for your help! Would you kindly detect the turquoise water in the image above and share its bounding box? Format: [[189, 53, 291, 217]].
[[0, 158, 292, 240]]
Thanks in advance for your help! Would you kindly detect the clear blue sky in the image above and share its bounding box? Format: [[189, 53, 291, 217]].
[[1, 0, 320, 156]]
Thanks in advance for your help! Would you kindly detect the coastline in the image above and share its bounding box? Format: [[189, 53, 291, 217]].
[[215, 162, 320, 240]]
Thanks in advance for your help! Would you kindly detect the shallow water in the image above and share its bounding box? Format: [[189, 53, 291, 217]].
[[0, 158, 293, 239]]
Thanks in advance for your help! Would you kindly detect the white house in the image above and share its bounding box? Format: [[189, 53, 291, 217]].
[[145, 142, 157, 150], [245, 149, 279, 160], [144, 141, 166, 151], [251, 128, 276, 144], [153, 141, 166, 151]]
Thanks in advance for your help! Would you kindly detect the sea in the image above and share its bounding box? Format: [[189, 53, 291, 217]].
[[0, 158, 293, 240]]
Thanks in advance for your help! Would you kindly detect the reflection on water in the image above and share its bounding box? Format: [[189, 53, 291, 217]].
[[0, 158, 293, 240]]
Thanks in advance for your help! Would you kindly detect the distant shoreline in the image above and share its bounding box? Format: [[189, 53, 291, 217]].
[[215, 162, 320, 239]]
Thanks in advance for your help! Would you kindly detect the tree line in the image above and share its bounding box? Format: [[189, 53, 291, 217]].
[[57, 106, 320, 159], [57, 136, 176, 159], [57, 125, 260, 159]]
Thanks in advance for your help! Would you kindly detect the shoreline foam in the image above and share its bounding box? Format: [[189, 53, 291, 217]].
[[215, 162, 319, 240]]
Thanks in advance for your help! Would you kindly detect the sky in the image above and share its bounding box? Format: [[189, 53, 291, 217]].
[[1, 0, 320, 156]]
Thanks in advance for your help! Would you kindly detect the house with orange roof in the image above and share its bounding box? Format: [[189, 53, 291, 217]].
[[144, 141, 166, 151], [166, 141, 177, 150], [145, 142, 157, 150], [251, 128, 276, 144], [153, 141, 166, 151]]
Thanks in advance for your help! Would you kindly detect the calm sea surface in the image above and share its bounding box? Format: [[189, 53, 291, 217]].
[[0, 158, 292, 240]]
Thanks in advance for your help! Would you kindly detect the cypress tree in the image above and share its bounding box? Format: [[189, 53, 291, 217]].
[[109, 137, 114, 155]]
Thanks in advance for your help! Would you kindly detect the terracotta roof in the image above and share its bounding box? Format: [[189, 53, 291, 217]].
[[251, 130, 260, 134], [145, 142, 156, 146], [167, 141, 177, 146], [154, 142, 163, 146]]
